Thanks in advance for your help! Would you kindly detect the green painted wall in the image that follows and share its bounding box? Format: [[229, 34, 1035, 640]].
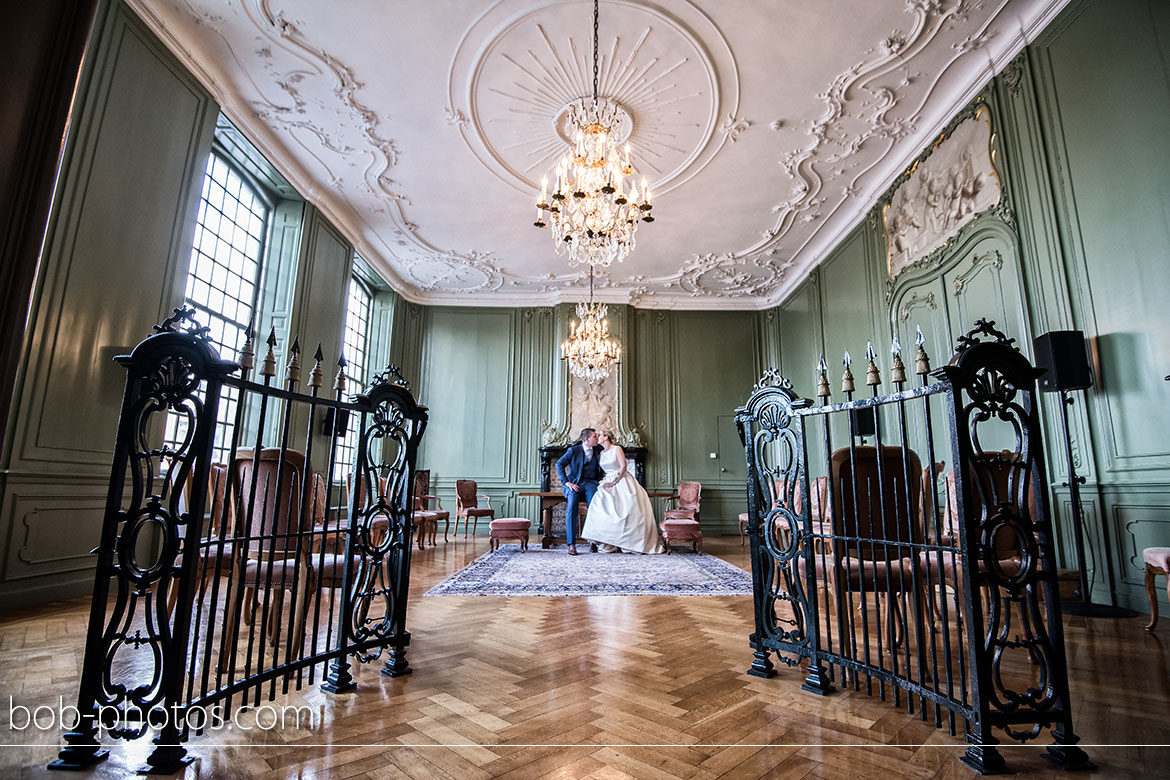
[[0, 2, 218, 607], [0, 4, 364, 607], [409, 306, 759, 532], [3, 0, 1166, 615], [759, 0, 1170, 612]]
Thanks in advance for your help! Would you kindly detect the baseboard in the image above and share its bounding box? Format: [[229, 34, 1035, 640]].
[[0, 573, 94, 613]]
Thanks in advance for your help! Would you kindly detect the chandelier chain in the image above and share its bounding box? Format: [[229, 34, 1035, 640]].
[[592, 0, 600, 102]]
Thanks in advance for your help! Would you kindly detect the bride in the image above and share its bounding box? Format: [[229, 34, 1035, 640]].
[[582, 431, 664, 554]]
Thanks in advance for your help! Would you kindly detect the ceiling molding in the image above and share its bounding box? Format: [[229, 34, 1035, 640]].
[[126, 0, 1069, 310]]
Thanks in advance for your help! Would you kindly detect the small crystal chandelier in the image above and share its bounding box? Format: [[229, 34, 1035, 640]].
[[534, 0, 654, 267], [561, 266, 621, 381]]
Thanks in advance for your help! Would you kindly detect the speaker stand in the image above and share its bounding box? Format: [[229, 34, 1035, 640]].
[[1056, 391, 1137, 618]]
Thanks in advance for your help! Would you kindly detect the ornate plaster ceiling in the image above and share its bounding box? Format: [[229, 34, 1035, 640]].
[[128, 0, 1067, 310]]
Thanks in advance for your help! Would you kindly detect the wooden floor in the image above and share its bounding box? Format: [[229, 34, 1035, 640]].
[[1, 535, 1167, 779]]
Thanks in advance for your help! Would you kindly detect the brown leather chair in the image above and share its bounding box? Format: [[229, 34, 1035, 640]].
[[233, 447, 326, 647], [918, 451, 1040, 631], [344, 471, 393, 547], [166, 462, 232, 615], [801, 445, 924, 652], [455, 479, 494, 536]]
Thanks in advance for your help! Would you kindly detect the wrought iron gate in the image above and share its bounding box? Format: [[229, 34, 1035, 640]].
[[50, 308, 427, 773], [736, 320, 1093, 774]]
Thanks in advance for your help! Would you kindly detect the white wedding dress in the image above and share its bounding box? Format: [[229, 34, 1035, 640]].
[[582, 447, 664, 554]]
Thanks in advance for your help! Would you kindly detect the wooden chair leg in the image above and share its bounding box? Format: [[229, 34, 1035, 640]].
[[739, 522, 746, 546], [1147, 563, 1161, 633]]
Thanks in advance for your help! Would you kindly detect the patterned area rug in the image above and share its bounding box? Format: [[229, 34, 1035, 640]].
[[424, 545, 752, 597]]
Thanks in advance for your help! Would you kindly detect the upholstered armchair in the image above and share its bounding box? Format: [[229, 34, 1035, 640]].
[[344, 471, 393, 548], [661, 481, 703, 553], [740, 476, 831, 549], [455, 479, 495, 536], [664, 481, 702, 523]]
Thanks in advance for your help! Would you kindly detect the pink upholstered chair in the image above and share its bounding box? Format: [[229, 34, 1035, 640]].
[[1145, 547, 1170, 632], [455, 479, 494, 536], [662, 481, 703, 553], [665, 481, 702, 524]]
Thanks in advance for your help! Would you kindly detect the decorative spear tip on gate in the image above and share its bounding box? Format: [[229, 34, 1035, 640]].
[[914, 324, 931, 376], [286, 336, 302, 385], [260, 328, 278, 378], [334, 353, 348, 395], [865, 340, 881, 387], [841, 350, 855, 394], [308, 343, 324, 389], [240, 318, 255, 372], [890, 336, 907, 384], [815, 354, 831, 399]]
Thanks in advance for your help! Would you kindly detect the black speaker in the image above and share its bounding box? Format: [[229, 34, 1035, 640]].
[[1033, 330, 1093, 392], [321, 407, 350, 437], [850, 406, 876, 437]]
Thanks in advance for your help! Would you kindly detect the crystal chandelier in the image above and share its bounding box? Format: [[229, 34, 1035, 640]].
[[534, 0, 654, 267], [561, 266, 621, 381]]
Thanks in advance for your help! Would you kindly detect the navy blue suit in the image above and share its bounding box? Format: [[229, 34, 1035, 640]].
[[555, 443, 602, 546]]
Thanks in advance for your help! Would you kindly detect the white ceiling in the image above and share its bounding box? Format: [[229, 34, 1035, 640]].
[[129, 0, 1066, 310]]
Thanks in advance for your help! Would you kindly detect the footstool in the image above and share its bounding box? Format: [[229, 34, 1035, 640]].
[[1145, 546, 1170, 632], [661, 518, 702, 554], [490, 518, 531, 551]]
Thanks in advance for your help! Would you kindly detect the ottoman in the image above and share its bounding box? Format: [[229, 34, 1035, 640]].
[[490, 518, 531, 551], [661, 518, 702, 554]]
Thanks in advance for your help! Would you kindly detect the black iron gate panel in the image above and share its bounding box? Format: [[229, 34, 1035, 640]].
[[736, 320, 1093, 775], [51, 308, 427, 773]]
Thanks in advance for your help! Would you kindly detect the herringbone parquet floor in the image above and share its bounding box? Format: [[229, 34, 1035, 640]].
[[1, 536, 1167, 778]]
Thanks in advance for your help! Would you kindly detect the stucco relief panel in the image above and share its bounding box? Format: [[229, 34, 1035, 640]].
[[885, 111, 1000, 280]]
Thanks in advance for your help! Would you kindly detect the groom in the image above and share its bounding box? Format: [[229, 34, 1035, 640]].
[[555, 427, 601, 555]]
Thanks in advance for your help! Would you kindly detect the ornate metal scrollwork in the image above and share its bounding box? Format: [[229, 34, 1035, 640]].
[[939, 318, 1091, 770], [55, 313, 429, 773], [736, 370, 829, 691], [53, 320, 237, 772]]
